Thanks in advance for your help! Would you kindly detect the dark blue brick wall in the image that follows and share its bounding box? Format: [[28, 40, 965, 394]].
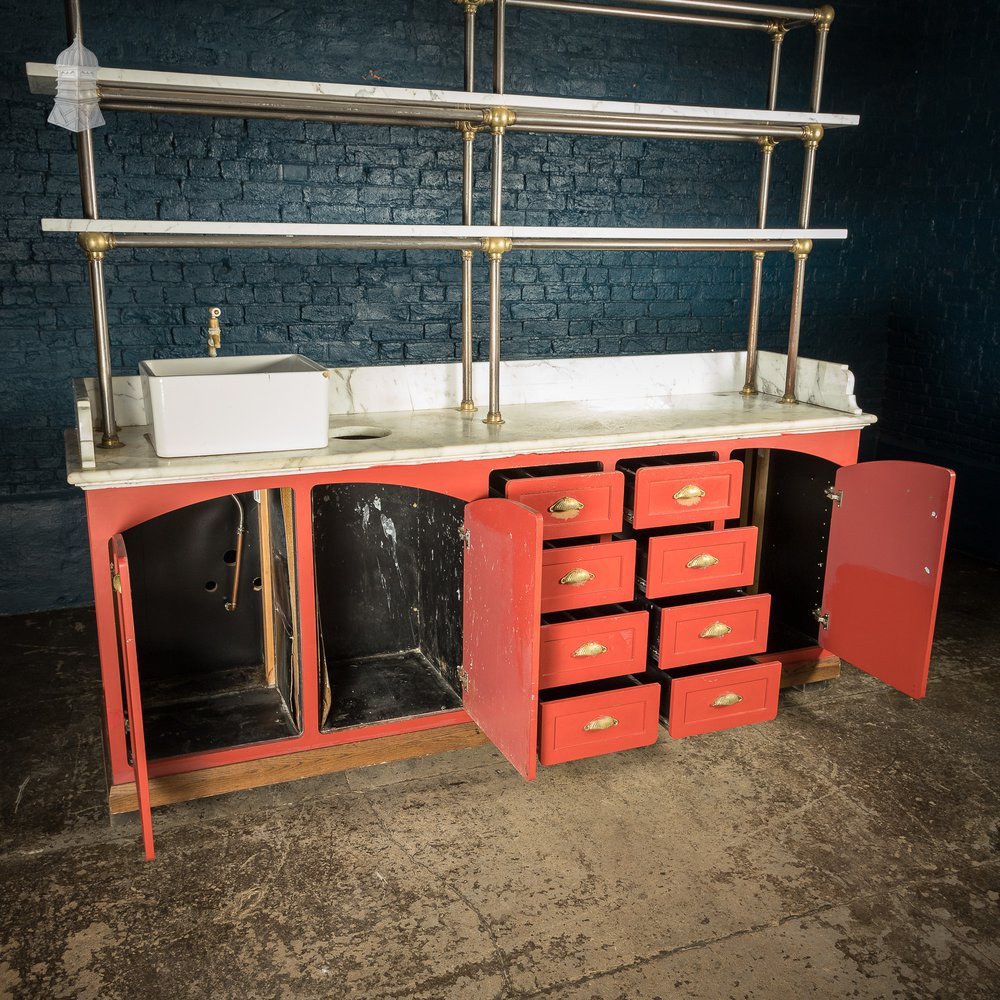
[[1, 0, 988, 611]]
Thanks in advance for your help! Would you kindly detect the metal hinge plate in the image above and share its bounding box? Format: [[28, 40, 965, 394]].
[[824, 485, 843, 507], [111, 572, 122, 593], [458, 665, 470, 688], [813, 607, 830, 629], [458, 526, 471, 549]]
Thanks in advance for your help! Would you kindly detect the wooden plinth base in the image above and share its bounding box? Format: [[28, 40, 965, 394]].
[[109, 722, 490, 815]]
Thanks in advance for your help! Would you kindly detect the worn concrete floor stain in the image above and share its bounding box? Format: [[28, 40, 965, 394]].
[[0, 552, 997, 998]]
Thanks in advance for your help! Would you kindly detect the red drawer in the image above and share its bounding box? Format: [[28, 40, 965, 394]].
[[651, 593, 770, 668], [640, 526, 757, 599], [627, 460, 743, 529], [503, 471, 624, 540], [539, 682, 660, 765], [539, 610, 649, 689], [659, 659, 782, 738], [540, 539, 636, 614]]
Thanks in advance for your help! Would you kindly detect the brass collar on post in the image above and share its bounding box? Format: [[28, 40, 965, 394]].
[[452, 0, 491, 11], [800, 123, 824, 149], [767, 20, 788, 41], [456, 120, 484, 142], [813, 5, 835, 31], [757, 135, 778, 154], [791, 238, 813, 260], [77, 232, 115, 260], [482, 106, 516, 135], [481, 236, 512, 260]]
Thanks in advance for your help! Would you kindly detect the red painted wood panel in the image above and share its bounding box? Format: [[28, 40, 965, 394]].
[[642, 526, 757, 599], [821, 461, 955, 699], [504, 471, 625, 540], [111, 535, 155, 861], [653, 593, 770, 669], [538, 610, 649, 689], [538, 683, 660, 765], [663, 659, 781, 738], [540, 539, 636, 614], [462, 498, 543, 781], [630, 460, 743, 529]]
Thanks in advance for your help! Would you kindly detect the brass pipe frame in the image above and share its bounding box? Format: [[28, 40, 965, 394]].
[[767, 22, 786, 109], [493, 0, 507, 94], [798, 123, 822, 227], [810, 5, 834, 111], [756, 135, 776, 226], [741, 250, 766, 395], [781, 239, 812, 404], [105, 234, 483, 251], [513, 237, 795, 250], [464, 4, 477, 91], [66, 0, 122, 448], [487, 111, 515, 225], [483, 239, 510, 425], [514, 124, 750, 141], [507, 0, 773, 30], [513, 112, 804, 139]]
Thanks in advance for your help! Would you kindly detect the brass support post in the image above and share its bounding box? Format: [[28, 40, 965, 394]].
[[65, 0, 122, 448], [493, 0, 507, 94], [78, 235, 125, 447], [781, 238, 812, 404], [452, 0, 489, 90], [458, 123, 481, 412], [484, 108, 515, 226], [811, 5, 834, 112], [482, 237, 512, 425], [766, 21, 787, 110], [741, 250, 766, 395], [798, 123, 823, 227], [756, 135, 777, 227]]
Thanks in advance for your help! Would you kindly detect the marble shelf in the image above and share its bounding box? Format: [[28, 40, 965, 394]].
[[42, 219, 848, 243], [25, 63, 860, 136]]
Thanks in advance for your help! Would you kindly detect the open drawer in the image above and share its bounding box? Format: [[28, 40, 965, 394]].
[[538, 677, 660, 765], [647, 657, 782, 738]]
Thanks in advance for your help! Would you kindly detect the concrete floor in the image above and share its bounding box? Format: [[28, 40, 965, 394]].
[[0, 553, 997, 1000]]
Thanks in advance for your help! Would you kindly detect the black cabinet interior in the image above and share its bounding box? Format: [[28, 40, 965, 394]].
[[312, 483, 465, 731], [122, 489, 301, 758]]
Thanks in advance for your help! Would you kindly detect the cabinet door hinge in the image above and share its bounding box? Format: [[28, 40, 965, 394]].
[[824, 485, 843, 507], [813, 607, 830, 629], [458, 526, 471, 549], [457, 665, 470, 688], [111, 572, 122, 593]]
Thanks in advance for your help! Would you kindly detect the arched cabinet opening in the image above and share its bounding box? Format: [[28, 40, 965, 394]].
[[312, 484, 465, 731], [120, 487, 301, 758]]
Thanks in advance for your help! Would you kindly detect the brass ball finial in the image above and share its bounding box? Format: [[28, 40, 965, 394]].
[[813, 5, 835, 29], [801, 123, 824, 148]]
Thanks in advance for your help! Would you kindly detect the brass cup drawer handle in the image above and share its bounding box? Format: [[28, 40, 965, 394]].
[[711, 692, 743, 708], [686, 553, 719, 570], [583, 716, 619, 732], [699, 621, 733, 639], [673, 484, 706, 507], [572, 641, 608, 658], [548, 496, 585, 519], [559, 568, 595, 586]]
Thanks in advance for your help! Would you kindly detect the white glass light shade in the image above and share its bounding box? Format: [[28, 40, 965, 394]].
[[48, 34, 105, 132]]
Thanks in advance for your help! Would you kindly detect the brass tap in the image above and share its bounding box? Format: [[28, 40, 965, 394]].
[[207, 307, 222, 357]]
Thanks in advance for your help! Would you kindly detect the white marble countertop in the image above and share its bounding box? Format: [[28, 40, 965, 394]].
[[67, 390, 876, 489]]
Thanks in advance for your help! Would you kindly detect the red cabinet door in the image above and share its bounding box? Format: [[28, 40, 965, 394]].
[[462, 499, 544, 781], [820, 461, 955, 699], [110, 534, 155, 861]]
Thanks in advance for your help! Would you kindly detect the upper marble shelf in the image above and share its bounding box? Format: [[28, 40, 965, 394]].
[[25, 63, 859, 139], [42, 220, 848, 245]]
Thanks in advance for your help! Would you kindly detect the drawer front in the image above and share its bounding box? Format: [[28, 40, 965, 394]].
[[504, 471, 624, 540], [642, 526, 757, 599], [653, 593, 770, 669], [539, 611, 649, 689], [540, 539, 636, 614], [539, 682, 660, 765], [629, 460, 743, 529], [666, 659, 781, 738]]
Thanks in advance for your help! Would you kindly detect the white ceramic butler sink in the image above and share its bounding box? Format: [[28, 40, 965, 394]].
[[140, 355, 330, 458]]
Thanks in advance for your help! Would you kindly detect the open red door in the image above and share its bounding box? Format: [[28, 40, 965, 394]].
[[462, 499, 543, 780], [819, 461, 955, 699], [111, 534, 155, 860]]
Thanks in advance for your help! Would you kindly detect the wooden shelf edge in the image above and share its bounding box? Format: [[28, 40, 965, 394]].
[[108, 721, 489, 815], [755, 645, 842, 687]]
